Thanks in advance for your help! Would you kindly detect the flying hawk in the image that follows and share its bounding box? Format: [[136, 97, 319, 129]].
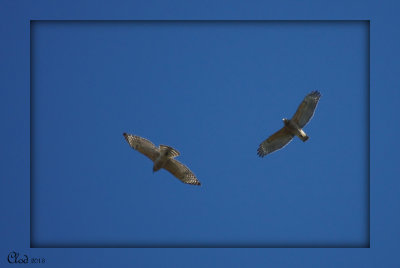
[[257, 91, 321, 157], [123, 133, 201, 186]]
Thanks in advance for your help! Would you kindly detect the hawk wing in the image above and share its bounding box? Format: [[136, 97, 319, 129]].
[[123, 133, 160, 162], [163, 159, 201, 186], [257, 127, 295, 157], [291, 91, 321, 128]]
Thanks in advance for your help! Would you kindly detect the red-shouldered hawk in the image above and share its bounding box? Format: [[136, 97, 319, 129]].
[[257, 91, 321, 157], [123, 133, 201, 186]]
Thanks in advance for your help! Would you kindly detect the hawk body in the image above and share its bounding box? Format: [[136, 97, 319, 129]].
[[153, 145, 180, 172], [283, 118, 308, 142], [123, 133, 201, 186], [257, 91, 321, 157]]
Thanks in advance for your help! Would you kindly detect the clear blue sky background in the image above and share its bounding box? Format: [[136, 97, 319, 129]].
[[31, 21, 368, 248]]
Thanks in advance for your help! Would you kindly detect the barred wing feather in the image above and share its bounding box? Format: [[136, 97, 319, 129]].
[[164, 159, 201, 186], [123, 133, 160, 161], [257, 127, 294, 157], [291, 91, 321, 128]]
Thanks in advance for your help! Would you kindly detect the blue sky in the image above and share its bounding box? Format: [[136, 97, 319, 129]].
[[30, 21, 369, 248]]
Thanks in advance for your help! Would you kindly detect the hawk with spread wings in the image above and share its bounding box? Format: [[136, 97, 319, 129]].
[[257, 91, 321, 157], [123, 133, 201, 186]]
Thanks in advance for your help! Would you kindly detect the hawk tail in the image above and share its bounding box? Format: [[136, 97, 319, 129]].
[[159, 145, 180, 158], [301, 135, 309, 142]]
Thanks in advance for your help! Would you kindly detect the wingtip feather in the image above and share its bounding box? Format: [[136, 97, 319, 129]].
[[257, 146, 266, 157], [310, 90, 322, 98]]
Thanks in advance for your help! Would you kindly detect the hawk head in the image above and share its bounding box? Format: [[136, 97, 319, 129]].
[[282, 118, 290, 125]]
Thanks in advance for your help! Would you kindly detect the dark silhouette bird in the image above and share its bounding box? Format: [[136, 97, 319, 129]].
[[123, 133, 201, 185], [257, 91, 321, 157]]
